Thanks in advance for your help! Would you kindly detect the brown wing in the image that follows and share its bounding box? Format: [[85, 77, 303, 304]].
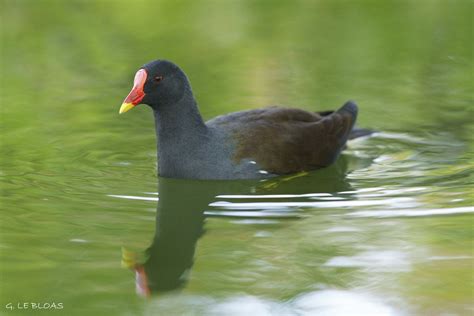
[[231, 101, 358, 174]]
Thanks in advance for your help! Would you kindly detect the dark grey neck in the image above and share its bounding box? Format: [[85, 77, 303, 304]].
[[153, 91, 206, 136], [153, 90, 208, 176]]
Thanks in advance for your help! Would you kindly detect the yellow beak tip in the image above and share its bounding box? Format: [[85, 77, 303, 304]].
[[119, 103, 135, 114]]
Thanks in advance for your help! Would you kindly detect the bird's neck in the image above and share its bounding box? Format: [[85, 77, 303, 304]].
[[153, 91, 208, 174], [153, 90, 207, 139]]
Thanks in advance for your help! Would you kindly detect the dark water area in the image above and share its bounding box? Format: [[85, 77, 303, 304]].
[[1, 0, 473, 315]]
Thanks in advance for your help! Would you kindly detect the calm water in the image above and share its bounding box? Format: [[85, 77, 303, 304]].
[[1, 1, 473, 315]]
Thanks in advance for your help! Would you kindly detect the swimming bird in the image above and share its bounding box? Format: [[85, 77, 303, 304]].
[[119, 60, 369, 180]]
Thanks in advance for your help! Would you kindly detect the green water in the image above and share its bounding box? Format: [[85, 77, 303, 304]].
[[1, 0, 473, 315]]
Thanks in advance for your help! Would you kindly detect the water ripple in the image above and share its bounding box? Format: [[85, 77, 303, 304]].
[[210, 197, 418, 210], [346, 207, 474, 218], [107, 194, 159, 201]]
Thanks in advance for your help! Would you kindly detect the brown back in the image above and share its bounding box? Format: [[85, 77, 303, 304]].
[[231, 105, 357, 174]]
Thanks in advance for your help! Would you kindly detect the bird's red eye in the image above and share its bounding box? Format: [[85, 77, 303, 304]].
[[154, 76, 163, 83]]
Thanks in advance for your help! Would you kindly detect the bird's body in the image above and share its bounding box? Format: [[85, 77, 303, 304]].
[[119, 60, 369, 180]]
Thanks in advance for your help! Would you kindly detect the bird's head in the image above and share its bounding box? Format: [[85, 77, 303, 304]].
[[119, 60, 190, 114]]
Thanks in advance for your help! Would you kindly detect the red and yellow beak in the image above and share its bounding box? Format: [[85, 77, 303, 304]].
[[119, 69, 148, 114]]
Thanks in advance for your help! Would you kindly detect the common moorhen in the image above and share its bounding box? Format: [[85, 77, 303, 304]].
[[119, 60, 368, 180]]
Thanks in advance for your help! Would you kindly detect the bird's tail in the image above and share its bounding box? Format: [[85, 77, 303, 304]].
[[336, 100, 358, 140], [318, 101, 374, 140], [337, 101, 374, 140]]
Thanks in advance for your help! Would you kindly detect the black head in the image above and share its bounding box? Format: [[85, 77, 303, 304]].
[[119, 60, 191, 113]]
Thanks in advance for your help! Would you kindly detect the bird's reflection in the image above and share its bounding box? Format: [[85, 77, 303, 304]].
[[126, 155, 367, 296], [135, 178, 209, 294]]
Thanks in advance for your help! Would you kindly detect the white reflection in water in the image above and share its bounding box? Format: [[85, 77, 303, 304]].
[[254, 231, 273, 237], [107, 194, 158, 201], [69, 238, 88, 243], [324, 226, 362, 233], [293, 290, 398, 316], [372, 132, 455, 145], [347, 207, 474, 218], [205, 210, 301, 219], [216, 193, 332, 199], [209, 296, 273, 316], [316, 196, 347, 201], [339, 187, 385, 194], [231, 220, 279, 225], [324, 250, 411, 272], [210, 197, 418, 210]]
